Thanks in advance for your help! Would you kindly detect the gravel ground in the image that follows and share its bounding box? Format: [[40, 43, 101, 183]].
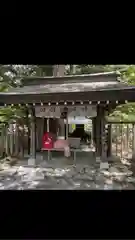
[[0, 157, 134, 190]]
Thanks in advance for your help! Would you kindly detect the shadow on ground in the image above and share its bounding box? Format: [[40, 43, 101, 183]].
[[0, 155, 135, 189]]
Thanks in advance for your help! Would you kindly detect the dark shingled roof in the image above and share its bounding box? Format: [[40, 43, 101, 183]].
[[0, 71, 135, 104], [6, 80, 128, 95], [4, 71, 129, 95]]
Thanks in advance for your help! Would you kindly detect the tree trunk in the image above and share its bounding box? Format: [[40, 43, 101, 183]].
[[70, 65, 76, 74], [53, 65, 65, 77], [53, 65, 59, 77]]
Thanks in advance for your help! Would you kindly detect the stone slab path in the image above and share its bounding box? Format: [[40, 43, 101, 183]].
[[0, 158, 135, 189]]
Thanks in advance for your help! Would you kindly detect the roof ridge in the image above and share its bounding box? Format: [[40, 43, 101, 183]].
[[19, 70, 119, 80], [17, 71, 120, 87]]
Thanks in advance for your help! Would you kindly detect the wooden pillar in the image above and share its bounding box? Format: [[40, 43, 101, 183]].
[[132, 123, 135, 160], [107, 124, 112, 157], [92, 118, 96, 146], [5, 123, 10, 156], [36, 117, 44, 151], [43, 118, 47, 132], [28, 107, 36, 165], [96, 105, 107, 160], [15, 123, 19, 157], [26, 108, 30, 155], [2, 124, 6, 158], [96, 105, 102, 157], [10, 123, 14, 156], [20, 125, 24, 158], [0, 124, 5, 157], [53, 65, 65, 137], [101, 111, 107, 160], [105, 104, 113, 158], [28, 122, 30, 155], [66, 117, 68, 139], [58, 118, 65, 136]]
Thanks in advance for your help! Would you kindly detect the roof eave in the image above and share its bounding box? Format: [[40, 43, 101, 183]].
[[0, 87, 135, 104]]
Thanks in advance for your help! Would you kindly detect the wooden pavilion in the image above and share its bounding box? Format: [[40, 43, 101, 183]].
[[0, 71, 135, 165]]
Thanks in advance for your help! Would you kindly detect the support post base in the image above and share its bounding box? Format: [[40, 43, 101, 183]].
[[28, 158, 36, 166], [96, 156, 101, 163]]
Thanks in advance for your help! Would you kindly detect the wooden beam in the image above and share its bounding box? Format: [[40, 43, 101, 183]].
[[0, 88, 135, 104]]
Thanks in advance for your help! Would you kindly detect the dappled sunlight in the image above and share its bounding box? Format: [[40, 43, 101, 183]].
[[0, 158, 134, 189], [120, 158, 131, 166], [0, 149, 134, 190]]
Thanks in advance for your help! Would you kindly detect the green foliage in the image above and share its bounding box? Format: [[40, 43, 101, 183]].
[[0, 65, 55, 124], [108, 65, 135, 121], [66, 65, 129, 75], [67, 65, 135, 121], [122, 65, 135, 85]]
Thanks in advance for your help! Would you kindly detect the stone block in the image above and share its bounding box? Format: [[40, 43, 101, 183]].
[[109, 166, 120, 173], [28, 158, 36, 166], [100, 162, 109, 170]]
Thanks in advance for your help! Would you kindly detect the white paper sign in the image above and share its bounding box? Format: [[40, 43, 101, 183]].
[[67, 117, 89, 124], [68, 106, 97, 117], [35, 105, 97, 118], [35, 106, 61, 118]]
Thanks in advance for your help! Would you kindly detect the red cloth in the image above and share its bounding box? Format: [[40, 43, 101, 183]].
[[42, 132, 54, 149]]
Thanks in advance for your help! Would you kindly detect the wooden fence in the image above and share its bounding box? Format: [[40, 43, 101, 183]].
[[0, 121, 135, 160], [107, 122, 135, 160], [0, 122, 28, 158]]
